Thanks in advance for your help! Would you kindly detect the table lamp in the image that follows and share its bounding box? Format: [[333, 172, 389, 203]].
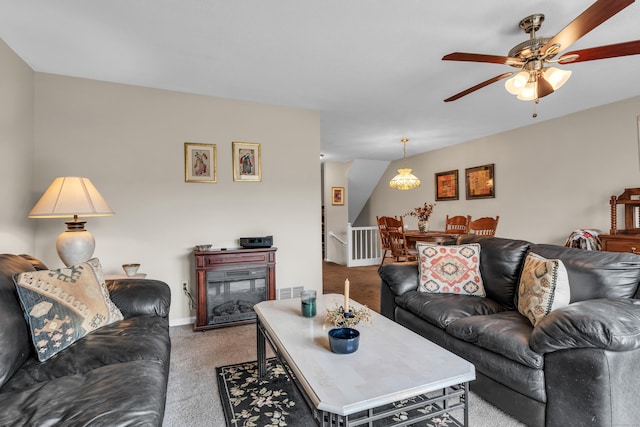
[[29, 177, 115, 266]]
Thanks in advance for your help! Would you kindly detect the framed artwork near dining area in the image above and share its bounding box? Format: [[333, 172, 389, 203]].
[[465, 164, 495, 200], [435, 170, 459, 201]]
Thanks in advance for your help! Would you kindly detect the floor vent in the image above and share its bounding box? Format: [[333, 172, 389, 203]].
[[277, 286, 304, 300]]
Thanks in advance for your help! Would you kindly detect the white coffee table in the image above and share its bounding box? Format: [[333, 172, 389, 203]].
[[255, 293, 475, 426]]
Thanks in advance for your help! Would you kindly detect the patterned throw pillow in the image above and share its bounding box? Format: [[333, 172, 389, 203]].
[[14, 258, 123, 361], [517, 252, 571, 327], [417, 243, 485, 296]]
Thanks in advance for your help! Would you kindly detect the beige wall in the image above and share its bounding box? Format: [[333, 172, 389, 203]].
[[323, 161, 351, 264], [31, 73, 322, 325], [0, 40, 35, 254], [361, 96, 640, 245]]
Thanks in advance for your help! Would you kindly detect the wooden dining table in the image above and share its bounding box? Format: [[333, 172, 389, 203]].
[[404, 230, 458, 248]]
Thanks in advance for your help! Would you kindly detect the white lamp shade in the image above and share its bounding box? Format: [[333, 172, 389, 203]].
[[543, 67, 572, 90], [504, 71, 529, 95], [29, 177, 114, 218], [516, 81, 537, 101]]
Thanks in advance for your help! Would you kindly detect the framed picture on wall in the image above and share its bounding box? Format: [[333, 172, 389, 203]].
[[332, 187, 345, 205], [233, 142, 262, 182], [465, 164, 495, 199], [185, 142, 216, 183], [435, 170, 459, 201]]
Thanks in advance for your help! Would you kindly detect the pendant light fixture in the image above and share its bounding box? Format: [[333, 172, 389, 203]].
[[389, 138, 421, 190]]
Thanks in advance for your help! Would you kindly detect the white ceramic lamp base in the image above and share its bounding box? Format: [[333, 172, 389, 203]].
[[56, 228, 96, 267]]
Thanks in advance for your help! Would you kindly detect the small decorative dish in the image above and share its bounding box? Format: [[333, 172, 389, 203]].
[[195, 244, 212, 251], [122, 263, 141, 277]]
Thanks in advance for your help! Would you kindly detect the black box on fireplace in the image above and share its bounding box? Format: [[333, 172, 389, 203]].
[[240, 235, 273, 248]]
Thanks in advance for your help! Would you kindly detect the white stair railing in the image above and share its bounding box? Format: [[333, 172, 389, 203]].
[[346, 223, 382, 267]]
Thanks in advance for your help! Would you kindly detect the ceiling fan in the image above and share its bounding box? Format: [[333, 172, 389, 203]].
[[442, 0, 640, 112]]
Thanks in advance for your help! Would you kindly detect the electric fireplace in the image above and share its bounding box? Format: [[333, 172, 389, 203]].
[[206, 268, 266, 325], [194, 247, 276, 331]]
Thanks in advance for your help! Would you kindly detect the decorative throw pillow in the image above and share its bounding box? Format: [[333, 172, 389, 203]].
[[416, 243, 485, 296], [517, 252, 571, 327], [13, 258, 123, 361]]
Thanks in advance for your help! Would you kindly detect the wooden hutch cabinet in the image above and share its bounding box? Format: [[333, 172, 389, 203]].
[[599, 188, 640, 254], [193, 247, 276, 331]]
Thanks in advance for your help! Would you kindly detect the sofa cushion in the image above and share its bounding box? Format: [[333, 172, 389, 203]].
[[0, 359, 167, 426], [395, 291, 506, 329], [14, 258, 123, 361], [458, 235, 531, 309], [530, 244, 640, 302], [416, 243, 485, 296], [0, 254, 40, 388], [517, 252, 571, 326], [446, 311, 543, 369]]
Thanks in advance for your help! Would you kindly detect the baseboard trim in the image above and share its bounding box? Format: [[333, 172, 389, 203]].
[[170, 316, 195, 327]]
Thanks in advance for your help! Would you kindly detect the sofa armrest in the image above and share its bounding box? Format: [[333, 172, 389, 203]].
[[378, 262, 419, 296], [530, 298, 640, 353], [106, 279, 171, 319]]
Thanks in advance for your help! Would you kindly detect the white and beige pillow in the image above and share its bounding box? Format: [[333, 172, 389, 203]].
[[14, 258, 123, 361], [517, 252, 571, 326], [417, 243, 485, 296]]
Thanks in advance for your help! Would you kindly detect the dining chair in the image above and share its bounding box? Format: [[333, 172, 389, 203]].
[[376, 216, 394, 266], [445, 215, 471, 234], [468, 216, 500, 236], [384, 216, 418, 263]]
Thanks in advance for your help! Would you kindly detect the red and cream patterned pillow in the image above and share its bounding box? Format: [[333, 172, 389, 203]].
[[517, 252, 571, 326], [416, 243, 485, 296]]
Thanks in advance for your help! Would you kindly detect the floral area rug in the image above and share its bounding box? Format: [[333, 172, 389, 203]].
[[217, 358, 314, 427], [217, 358, 463, 427]]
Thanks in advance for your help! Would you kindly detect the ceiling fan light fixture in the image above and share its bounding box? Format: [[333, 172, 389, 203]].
[[505, 71, 530, 94], [543, 67, 572, 90], [389, 138, 421, 190], [516, 81, 537, 101]]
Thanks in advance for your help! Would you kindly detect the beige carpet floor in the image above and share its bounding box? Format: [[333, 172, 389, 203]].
[[163, 323, 525, 426]]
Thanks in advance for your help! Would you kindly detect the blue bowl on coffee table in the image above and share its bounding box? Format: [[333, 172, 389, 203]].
[[328, 327, 360, 354]]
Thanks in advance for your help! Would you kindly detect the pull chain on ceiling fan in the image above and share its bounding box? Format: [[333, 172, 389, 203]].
[[442, 0, 640, 117]]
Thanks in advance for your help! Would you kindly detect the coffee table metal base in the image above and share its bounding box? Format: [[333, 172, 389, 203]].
[[257, 318, 469, 427]]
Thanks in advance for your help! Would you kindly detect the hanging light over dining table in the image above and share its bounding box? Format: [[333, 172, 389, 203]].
[[389, 138, 421, 190]]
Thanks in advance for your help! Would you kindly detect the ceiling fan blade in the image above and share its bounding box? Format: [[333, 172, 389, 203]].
[[442, 52, 522, 66], [444, 73, 514, 102], [558, 40, 640, 63], [541, 0, 634, 56]]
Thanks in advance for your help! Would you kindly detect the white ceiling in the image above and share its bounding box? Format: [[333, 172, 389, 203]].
[[1, 1, 639, 162]]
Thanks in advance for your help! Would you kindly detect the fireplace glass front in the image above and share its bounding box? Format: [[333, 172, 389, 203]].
[[205, 267, 267, 326]]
